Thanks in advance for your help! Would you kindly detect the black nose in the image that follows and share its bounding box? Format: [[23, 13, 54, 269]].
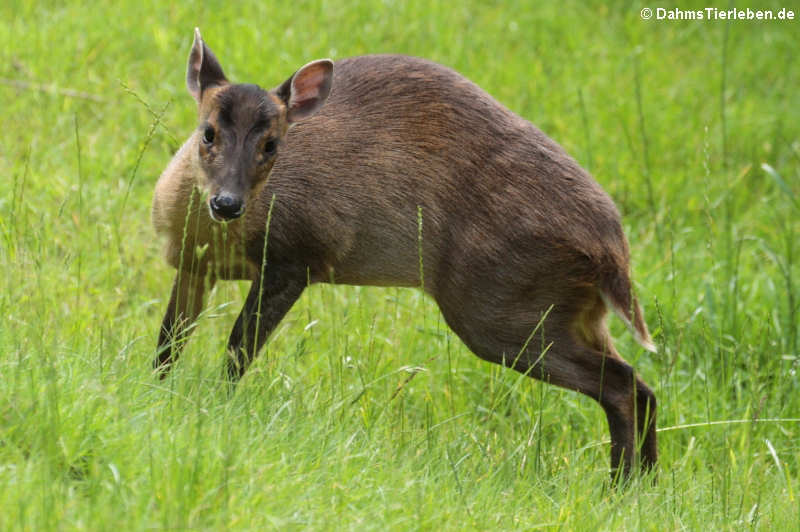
[[209, 193, 244, 221]]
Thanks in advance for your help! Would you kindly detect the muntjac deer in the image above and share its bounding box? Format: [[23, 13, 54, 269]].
[[152, 29, 658, 480]]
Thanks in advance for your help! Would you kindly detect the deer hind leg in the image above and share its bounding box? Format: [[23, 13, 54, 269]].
[[573, 293, 658, 476], [443, 294, 657, 480], [553, 340, 659, 480]]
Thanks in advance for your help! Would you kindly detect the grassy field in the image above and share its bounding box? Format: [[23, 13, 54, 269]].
[[1, 1, 798, 529]]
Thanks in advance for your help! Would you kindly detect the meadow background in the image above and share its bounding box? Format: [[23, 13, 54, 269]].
[[1, 1, 798, 529]]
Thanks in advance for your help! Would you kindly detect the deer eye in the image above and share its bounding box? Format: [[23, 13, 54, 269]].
[[202, 126, 215, 145], [263, 139, 277, 155]]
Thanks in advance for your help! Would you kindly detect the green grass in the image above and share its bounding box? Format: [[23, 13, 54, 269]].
[[1, 0, 798, 529]]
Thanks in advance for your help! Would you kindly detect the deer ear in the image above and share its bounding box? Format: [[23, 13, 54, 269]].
[[275, 59, 333, 124], [186, 28, 228, 103]]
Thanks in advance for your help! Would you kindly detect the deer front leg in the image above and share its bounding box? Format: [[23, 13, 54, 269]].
[[226, 265, 306, 381], [154, 271, 216, 377]]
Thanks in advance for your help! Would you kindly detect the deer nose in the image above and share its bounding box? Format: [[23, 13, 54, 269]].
[[209, 193, 244, 221]]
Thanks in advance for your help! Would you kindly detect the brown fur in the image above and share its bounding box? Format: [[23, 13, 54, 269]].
[[152, 31, 658, 481]]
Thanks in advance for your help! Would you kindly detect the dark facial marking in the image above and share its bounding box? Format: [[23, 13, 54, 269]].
[[215, 84, 278, 134]]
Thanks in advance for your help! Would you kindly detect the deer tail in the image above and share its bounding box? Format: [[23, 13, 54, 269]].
[[599, 271, 657, 353]]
